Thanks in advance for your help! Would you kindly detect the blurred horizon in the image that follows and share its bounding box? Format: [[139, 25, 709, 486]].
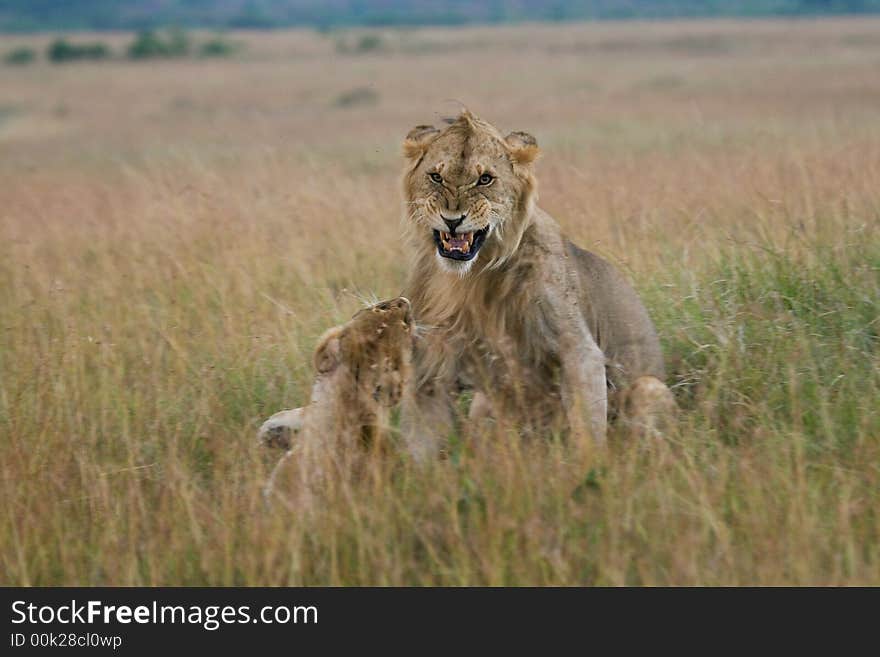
[[1, 0, 879, 33]]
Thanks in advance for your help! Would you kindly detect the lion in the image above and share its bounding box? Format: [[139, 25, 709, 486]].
[[258, 297, 414, 500], [399, 110, 674, 457]]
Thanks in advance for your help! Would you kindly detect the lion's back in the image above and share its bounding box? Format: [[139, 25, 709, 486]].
[[566, 242, 666, 388]]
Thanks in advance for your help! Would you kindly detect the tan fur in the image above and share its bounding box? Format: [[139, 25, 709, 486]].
[[400, 110, 672, 456], [259, 297, 414, 502], [617, 375, 678, 439]]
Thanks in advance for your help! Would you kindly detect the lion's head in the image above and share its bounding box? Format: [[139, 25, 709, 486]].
[[312, 296, 414, 413], [402, 110, 540, 274]]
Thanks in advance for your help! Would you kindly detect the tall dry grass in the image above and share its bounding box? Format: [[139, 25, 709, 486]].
[[1, 18, 878, 585]]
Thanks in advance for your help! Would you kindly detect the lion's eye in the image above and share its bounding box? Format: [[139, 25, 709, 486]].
[[478, 173, 494, 186], [429, 173, 443, 184]]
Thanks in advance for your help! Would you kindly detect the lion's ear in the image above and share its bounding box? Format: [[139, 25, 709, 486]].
[[505, 131, 540, 166], [403, 125, 440, 160], [313, 327, 343, 374]]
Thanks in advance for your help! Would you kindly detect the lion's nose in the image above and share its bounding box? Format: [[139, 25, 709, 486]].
[[442, 215, 466, 234]]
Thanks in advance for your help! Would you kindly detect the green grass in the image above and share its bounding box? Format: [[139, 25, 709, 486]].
[[650, 236, 879, 450], [2, 222, 877, 585]]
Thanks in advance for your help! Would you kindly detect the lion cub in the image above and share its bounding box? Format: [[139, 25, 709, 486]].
[[259, 297, 414, 499]]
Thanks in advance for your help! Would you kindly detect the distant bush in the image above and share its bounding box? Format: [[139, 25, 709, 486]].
[[47, 39, 110, 63], [127, 28, 191, 59], [333, 87, 379, 108], [0, 105, 19, 127], [336, 32, 385, 54], [356, 34, 383, 52], [4, 47, 36, 65], [199, 37, 238, 58], [166, 27, 191, 56], [127, 31, 166, 59]]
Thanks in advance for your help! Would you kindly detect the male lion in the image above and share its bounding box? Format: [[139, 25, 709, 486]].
[[259, 297, 414, 500], [400, 110, 672, 457]]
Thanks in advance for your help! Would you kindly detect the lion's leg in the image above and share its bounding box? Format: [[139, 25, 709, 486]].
[[462, 390, 494, 439], [257, 407, 305, 450], [468, 391, 493, 422], [262, 403, 334, 509], [561, 338, 608, 445], [618, 375, 677, 439], [262, 443, 322, 512], [262, 447, 295, 506], [401, 381, 454, 463]]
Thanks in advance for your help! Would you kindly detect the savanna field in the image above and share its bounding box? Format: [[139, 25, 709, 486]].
[[1, 19, 878, 585]]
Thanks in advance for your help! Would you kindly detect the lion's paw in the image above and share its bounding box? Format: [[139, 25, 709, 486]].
[[257, 407, 305, 450], [619, 376, 677, 439]]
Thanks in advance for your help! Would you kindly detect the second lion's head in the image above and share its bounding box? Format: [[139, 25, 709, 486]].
[[402, 110, 539, 275]]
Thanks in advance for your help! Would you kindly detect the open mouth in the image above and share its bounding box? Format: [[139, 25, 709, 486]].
[[432, 227, 489, 261]]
